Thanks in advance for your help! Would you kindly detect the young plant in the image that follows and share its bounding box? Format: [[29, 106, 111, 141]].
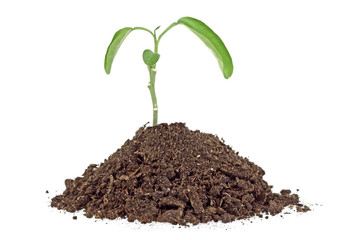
[[105, 16, 233, 126]]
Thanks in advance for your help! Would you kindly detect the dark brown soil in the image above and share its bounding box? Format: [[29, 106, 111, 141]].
[[51, 123, 309, 225]]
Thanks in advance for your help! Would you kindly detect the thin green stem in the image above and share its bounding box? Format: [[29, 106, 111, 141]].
[[154, 35, 159, 53], [147, 65, 158, 126], [133, 27, 159, 125], [145, 23, 176, 126], [158, 22, 178, 43], [147, 37, 159, 126], [133, 27, 154, 37]]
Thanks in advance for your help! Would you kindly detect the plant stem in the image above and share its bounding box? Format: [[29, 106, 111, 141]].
[[133, 27, 154, 37], [147, 36, 159, 126], [158, 22, 177, 43], [146, 23, 177, 126], [147, 65, 158, 125]]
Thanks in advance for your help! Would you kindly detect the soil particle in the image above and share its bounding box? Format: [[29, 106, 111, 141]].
[[158, 208, 184, 225], [51, 123, 309, 225], [296, 204, 311, 213], [73, 216, 77, 220]]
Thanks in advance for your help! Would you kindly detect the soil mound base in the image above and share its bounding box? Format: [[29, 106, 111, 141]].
[[51, 123, 308, 225]]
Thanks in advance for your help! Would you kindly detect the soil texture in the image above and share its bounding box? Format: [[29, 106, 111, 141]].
[[51, 123, 309, 225]]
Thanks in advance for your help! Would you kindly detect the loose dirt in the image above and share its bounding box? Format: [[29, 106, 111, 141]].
[[51, 123, 309, 225]]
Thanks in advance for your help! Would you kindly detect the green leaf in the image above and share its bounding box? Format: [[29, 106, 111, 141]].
[[104, 27, 133, 74], [177, 17, 233, 79], [154, 26, 161, 32], [142, 49, 160, 66]]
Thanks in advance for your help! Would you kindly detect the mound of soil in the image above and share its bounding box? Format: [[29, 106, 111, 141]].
[[51, 123, 309, 225]]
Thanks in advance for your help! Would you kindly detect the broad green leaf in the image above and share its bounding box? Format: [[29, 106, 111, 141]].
[[177, 17, 233, 79], [104, 27, 133, 74], [142, 49, 160, 66]]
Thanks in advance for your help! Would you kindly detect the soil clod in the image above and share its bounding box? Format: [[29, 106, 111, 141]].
[[51, 123, 309, 225]]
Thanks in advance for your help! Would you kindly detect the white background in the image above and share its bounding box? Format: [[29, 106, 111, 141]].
[[1, 0, 347, 239]]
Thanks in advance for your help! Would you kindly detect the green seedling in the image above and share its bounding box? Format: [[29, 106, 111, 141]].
[[105, 16, 233, 126]]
